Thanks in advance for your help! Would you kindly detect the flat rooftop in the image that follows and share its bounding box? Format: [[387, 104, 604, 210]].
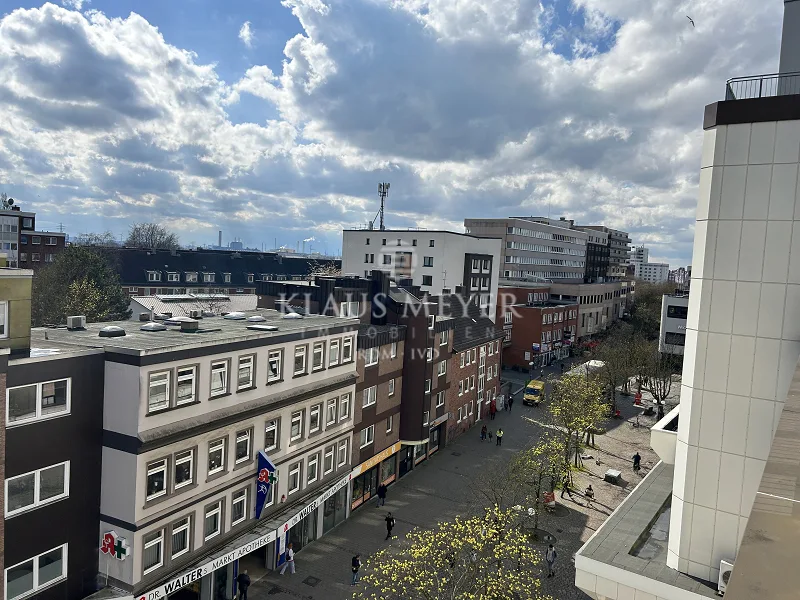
[[29, 310, 358, 357]]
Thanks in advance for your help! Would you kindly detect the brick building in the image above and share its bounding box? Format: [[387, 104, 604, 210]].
[[497, 285, 578, 371], [0, 202, 67, 269]]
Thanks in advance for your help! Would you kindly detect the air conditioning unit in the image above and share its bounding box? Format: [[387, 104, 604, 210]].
[[189, 310, 202, 319], [66, 315, 86, 330], [718, 558, 734, 595]]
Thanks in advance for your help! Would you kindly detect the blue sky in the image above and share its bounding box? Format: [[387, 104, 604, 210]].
[[0, 0, 785, 263]]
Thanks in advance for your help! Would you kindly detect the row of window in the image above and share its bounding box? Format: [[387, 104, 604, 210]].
[[471, 258, 491, 271], [365, 238, 435, 247], [19, 235, 59, 245], [506, 227, 587, 245], [147, 271, 235, 284], [5, 461, 69, 518], [505, 255, 585, 267], [359, 414, 394, 448], [459, 340, 499, 368], [5, 544, 67, 600], [362, 254, 435, 267], [363, 341, 399, 367], [147, 337, 355, 414], [503, 270, 579, 279], [542, 310, 576, 324], [456, 400, 475, 422], [6, 379, 70, 427], [19, 253, 55, 263], [457, 364, 497, 396]]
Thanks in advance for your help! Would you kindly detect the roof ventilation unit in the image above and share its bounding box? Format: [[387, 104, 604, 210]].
[[141, 322, 167, 332], [247, 324, 279, 332], [223, 312, 247, 320], [282, 312, 303, 319], [139, 313, 152, 322], [202, 311, 216, 317], [180, 320, 200, 333], [99, 326, 126, 338], [189, 310, 203, 319], [164, 316, 195, 326], [718, 559, 734, 596], [247, 315, 266, 322], [66, 315, 86, 330]]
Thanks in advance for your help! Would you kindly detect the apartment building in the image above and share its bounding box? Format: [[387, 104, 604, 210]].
[[576, 4, 800, 598], [0, 202, 66, 269], [28, 310, 359, 600], [341, 229, 502, 321], [582, 229, 611, 283], [464, 217, 588, 283], [548, 281, 630, 338], [658, 292, 689, 355], [497, 285, 578, 369], [638, 262, 670, 284], [581, 226, 632, 280]]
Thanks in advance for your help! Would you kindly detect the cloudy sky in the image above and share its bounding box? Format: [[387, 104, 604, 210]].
[[0, 0, 784, 264]]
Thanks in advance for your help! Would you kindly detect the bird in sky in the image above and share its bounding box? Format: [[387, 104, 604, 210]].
[[686, 15, 695, 27]]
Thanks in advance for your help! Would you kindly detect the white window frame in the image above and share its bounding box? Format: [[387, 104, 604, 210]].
[[290, 411, 303, 441], [309, 404, 322, 433], [167, 272, 179, 282], [342, 337, 354, 363], [360, 425, 375, 448], [174, 450, 194, 490], [146, 459, 168, 502], [362, 386, 377, 408], [437, 361, 446, 377], [176, 366, 196, 406], [307, 454, 319, 485], [143, 531, 164, 574], [339, 393, 351, 421], [5, 461, 70, 518], [5, 544, 69, 598], [147, 371, 171, 413], [440, 330, 449, 345], [423, 411, 429, 426], [288, 462, 301, 495], [324, 446, 335, 475], [147, 271, 161, 282], [208, 439, 225, 476], [231, 489, 247, 527], [204, 501, 222, 541], [294, 345, 307, 375], [265, 419, 279, 452], [457, 407, 463, 422], [386, 415, 393, 433], [458, 380, 463, 396], [426, 347, 432, 362], [390, 342, 397, 358], [237, 355, 254, 390], [6, 378, 72, 427], [312, 342, 325, 371], [436, 391, 445, 408], [337, 439, 348, 467], [388, 378, 395, 396], [210, 360, 228, 397], [235, 430, 251, 464], [365, 346, 379, 367], [324, 398, 337, 426], [0, 300, 7, 340], [460, 352, 465, 368], [267, 349, 283, 383], [425, 379, 431, 394], [329, 339, 341, 366], [171, 516, 191, 559]]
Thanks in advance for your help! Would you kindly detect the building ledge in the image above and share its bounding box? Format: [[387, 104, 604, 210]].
[[650, 406, 679, 465], [704, 93, 800, 130], [575, 462, 718, 599]]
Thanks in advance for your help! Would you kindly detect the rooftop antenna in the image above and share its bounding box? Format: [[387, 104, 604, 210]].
[[377, 182, 390, 231]]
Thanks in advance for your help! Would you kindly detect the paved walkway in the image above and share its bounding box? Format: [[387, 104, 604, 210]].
[[248, 357, 667, 600]]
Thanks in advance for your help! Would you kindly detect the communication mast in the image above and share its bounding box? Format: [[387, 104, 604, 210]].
[[377, 182, 390, 231]]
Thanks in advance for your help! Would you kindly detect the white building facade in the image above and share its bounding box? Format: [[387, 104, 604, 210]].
[[658, 293, 689, 355]]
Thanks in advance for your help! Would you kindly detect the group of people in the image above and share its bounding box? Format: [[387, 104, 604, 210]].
[[480, 425, 504, 445]]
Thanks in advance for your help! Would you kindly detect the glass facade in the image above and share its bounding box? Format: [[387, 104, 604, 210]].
[[323, 486, 347, 534]]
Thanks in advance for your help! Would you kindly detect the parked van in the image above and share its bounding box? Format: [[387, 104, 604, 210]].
[[523, 380, 546, 406]]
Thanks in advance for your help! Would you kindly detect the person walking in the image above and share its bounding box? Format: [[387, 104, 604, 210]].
[[560, 362, 565, 374], [489, 400, 497, 420], [480, 424, 487, 442], [495, 428, 504, 446], [351, 554, 362, 585], [633, 451, 641, 473], [508, 396, 514, 412], [236, 570, 251, 600], [376, 483, 387, 507], [545, 544, 557, 577], [279, 543, 295, 575], [561, 472, 574, 499], [585, 484, 595, 508], [385, 512, 396, 540]]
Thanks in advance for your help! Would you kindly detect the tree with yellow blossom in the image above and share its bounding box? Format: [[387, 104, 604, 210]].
[[352, 506, 551, 600]]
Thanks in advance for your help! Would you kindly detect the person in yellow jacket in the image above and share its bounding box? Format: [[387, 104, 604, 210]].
[[495, 428, 504, 446]]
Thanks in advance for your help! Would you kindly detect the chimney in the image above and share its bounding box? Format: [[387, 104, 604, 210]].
[[218, 231, 222, 248]]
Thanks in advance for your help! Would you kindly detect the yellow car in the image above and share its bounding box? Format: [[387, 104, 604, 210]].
[[523, 380, 546, 406]]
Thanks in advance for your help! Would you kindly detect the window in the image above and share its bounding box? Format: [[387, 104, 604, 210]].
[[382, 239, 386, 246], [337, 439, 348, 467], [210, 361, 228, 396], [174, 451, 193, 490], [390, 342, 397, 358], [247, 273, 254, 283], [145, 459, 168, 502], [366, 238, 371, 245], [223, 273, 231, 283], [310, 404, 322, 433], [339, 393, 351, 421], [267, 350, 283, 382], [483, 259, 490, 270], [185, 272, 198, 283], [412, 239, 417, 246], [290, 410, 304, 441], [31, 253, 40, 262], [44, 254, 54, 263], [171, 517, 191, 558], [383, 254, 392, 265], [31, 236, 41, 244], [429, 239, 435, 247], [423, 411, 430, 426], [425, 379, 432, 394], [440, 330, 449, 345], [428, 315, 435, 329], [437, 361, 446, 377], [388, 378, 395, 396], [365, 346, 379, 366], [472, 258, 480, 270], [340, 301, 359, 317], [265, 420, 279, 451], [457, 406, 463, 422], [360, 425, 375, 448], [231, 489, 247, 526], [203, 273, 215, 283], [342, 337, 354, 362], [426, 347, 432, 362], [208, 439, 225, 476], [18, 253, 26, 263], [5, 544, 68, 600], [459, 352, 465, 368], [312, 342, 325, 370], [362, 386, 377, 408], [665, 332, 687, 346], [307, 454, 319, 484], [167, 272, 179, 282], [204, 501, 222, 540], [22, 217, 32, 228], [7, 378, 70, 425], [288, 462, 301, 494], [20, 235, 27, 244], [238, 355, 254, 390], [458, 380, 464, 395], [421, 275, 432, 286], [324, 446, 335, 474], [667, 305, 688, 319], [470, 400, 474, 415], [470, 375, 475, 390], [147, 271, 161, 282], [5, 461, 69, 517], [436, 391, 445, 407], [235, 430, 251, 464], [329, 339, 340, 366], [423, 256, 434, 267], [294, 346, 307, 375], [386, 415, 393, 433]]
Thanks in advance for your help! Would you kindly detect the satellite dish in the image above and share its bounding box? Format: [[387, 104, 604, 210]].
[[7, 198, 13, 205]]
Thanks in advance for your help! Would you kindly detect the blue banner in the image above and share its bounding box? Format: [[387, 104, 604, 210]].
[[255, 450, 277, 519]]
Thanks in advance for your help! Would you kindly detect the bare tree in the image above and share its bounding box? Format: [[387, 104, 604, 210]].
[[595, 327, 634, 412], [125, 223, 180, 250], [180, 294, 229, 316], [72, 231, 118, 247], [644, 342, 678, 420], [518, 434, 566, 533], [548, 373, 607, 467], [308, 259, 341, 279]]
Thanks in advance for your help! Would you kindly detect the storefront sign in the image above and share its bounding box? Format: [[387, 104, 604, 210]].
[[100, 531, 128, 560], [280, 472, 352, 534], [138, 530, 276, 600], [351, 442, 402, 477], [255, 450, 277, 519], [429, 413, 449, 428]]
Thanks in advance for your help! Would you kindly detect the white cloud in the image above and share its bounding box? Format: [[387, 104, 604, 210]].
[[238, 21, 254, 48], [0, 0, 787, 265], [61, 0, 86, 10]]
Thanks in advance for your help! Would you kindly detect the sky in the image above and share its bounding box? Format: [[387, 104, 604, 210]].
[[0, 0, 784, 264]]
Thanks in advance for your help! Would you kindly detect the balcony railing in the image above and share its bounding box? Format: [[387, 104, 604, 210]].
[[725, 71, 800, 100]]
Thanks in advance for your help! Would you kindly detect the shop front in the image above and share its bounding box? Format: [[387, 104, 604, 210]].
[[322, 485, 348, 534], [398, 445, 414, 478], [350, 443, 401, 510], [414, 442, 428, 465], [427, 414, 448, 456]]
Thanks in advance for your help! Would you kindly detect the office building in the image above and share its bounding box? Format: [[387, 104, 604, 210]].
[[575, 3, 800, 597], [581, 226, 632, 280], [341, 229, 501, 322], [464, 217, 588, 284], [658, 292, 689, 355], [582, 229, 611, 283], [637, 262, 670, 284], [549, 281, 631, 338]]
